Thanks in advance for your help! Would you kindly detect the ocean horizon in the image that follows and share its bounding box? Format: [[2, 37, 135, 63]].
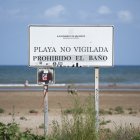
[[0, 65, 140, 85]]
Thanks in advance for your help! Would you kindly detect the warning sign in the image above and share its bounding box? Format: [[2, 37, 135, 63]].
[[42, 73, 48, 81], [29, 25, 114, 67], [37, 68, 54, 85]]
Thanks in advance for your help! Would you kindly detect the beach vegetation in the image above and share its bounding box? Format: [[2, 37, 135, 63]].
[[99, 109, 106, 115], [63, 107, 83, 114], [99, 107, 140, 116], [0, 108, 4, 113], [20, 116, 27, 121], [9, 112, 12, 115], [107, 110, 113, 115], [99, 109, 113, 115], [0, 122, 44, 140], [39, 123, 44, 129], [48, 94, 97, 140], [100, 119, 111, 125], [0, 121, 140, 140], [115, 106, 124, 114], [100, 124, 140, 140], [126, 108, 138, 115], [127, 107, 133, 111], [0, 94, 140, 139], [29, 109, 38, 114], [129, 110, 137, 115], [109, 107, 113, 111], [133, 134, 140, 140]]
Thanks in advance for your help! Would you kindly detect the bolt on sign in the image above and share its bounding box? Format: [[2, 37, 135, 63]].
[[29, 25, 114, 67]]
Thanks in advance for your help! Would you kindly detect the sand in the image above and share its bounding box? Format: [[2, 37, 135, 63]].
[[0, 90, 140, 134]]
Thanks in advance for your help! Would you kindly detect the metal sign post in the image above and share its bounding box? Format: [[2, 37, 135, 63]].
[[44, 85, 48, 136], [37, 68, 54, 136], [95, 68, 99, 133]]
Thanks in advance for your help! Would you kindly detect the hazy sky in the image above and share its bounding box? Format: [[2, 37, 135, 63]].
[[0, 0, 140, 65]]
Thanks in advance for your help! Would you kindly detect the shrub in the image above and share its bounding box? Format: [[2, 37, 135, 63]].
[[129, 111, 137, 115], [63, 107, 83, 115], [101, 124, 140, 140], [29, 109, 38, 114], [133, 134, 140, 140], [49, 95, 97, 140], [100, 120, 111, 125], [127, 107, 133, 111], [99, 109, 106, 115], [20, 116, 27, 120], [39, 123, 44, 129], [0, 108, 4, 113], [0, 122, 20, 139], [99, 109, 113, 115], [0, 122, 45, 140], [115, 106, 124, 114]]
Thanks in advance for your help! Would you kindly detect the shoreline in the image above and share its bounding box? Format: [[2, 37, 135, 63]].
[[0, 83, 140, 92]]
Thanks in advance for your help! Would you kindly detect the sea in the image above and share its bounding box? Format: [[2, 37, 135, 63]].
[[0, 65, 140, 85]]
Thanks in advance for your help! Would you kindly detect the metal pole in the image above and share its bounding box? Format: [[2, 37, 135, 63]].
[[44, 85, 48, 136], [95, 68, 99, 132]]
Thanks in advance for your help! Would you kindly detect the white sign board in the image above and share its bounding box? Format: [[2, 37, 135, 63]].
[[29, 26, 114, 67]]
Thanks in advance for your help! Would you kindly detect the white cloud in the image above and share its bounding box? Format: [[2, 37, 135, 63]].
[[98, 5, 111, 15], [44, 5, 65, 18], [118, 10, 133, 22]]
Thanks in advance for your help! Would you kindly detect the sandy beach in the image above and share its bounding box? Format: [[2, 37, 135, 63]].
[[0, 89, 140, 134]]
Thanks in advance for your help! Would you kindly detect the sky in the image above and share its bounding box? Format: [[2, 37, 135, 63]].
[[0, 0, 140, 65]]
